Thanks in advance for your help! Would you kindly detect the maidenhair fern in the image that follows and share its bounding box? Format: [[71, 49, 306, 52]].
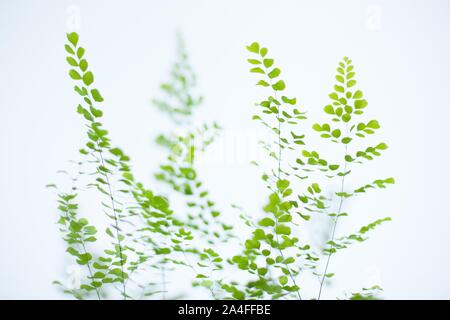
[[53, 32, 174, 299], [153, 34, 233, 244], [151, 34, 234, 298], [223, 43, 393, 300], [227, 42, 307, 300], [152, 33, 202, 123], [52, 33, 393, 300], [309, 56, 394, 299]]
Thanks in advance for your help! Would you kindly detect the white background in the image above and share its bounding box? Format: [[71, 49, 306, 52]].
[[1, 0, 449, 299]]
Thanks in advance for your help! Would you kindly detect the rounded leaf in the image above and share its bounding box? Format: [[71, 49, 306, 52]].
[[83, 71, 94, 86]]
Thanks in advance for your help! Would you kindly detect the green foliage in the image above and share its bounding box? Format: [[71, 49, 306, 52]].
[[152, 33, 202, 123], [150, 34, 235, 298], [53, 32, 176, 300], [223, 42, 308, 300], [349, 285, 383, 300], [301, 56, 394, 299], [224, 45, 393, 300], [53, 34, 393, 300]]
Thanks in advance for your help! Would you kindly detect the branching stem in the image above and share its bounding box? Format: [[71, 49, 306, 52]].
[[80, 240, 101, 300], [318, 124, 349, 300], [270, 81, 302, 300], [97, 148, 127, 299]]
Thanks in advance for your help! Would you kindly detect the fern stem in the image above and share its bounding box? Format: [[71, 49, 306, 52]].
[[181, 249, 217, 299], [161, 264, 166, 300], [62, 204, 101, 300], [97, 149, 127, 299], [317, 125, 349, 300], [271, 82, 302, 300], [81, 240, 101, 300]]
